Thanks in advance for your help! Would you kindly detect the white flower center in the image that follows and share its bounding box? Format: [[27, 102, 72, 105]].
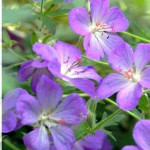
[[39, 112, 65, 129], [133, 73, 141, 82]]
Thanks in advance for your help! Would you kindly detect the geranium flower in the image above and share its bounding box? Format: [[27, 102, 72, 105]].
[[16, 75, 88, 150], [2, 88, 27, 133], [18, 59, 52, 93], [122, 120, 150, 150], [33, 41, 101, 98], [74, 130, 112, 150], [97, 43, 150, 110], [69, 0, 129, 60]]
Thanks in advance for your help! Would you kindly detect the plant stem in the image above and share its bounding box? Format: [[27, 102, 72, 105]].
[[8, 49, 26, 61], [122, 31, 150, 43], [62, 93, 88, 98], [105, 98, 141, 120], [77, 109, 122, 141], [144, 89, 150, 94], [76, 36, 83, 48], [3, 62, 23, 70], [82, 55, 109, 66], [3, 139, 21, 150], [41, 0, 44, 14], [92, 109, 122, 131]]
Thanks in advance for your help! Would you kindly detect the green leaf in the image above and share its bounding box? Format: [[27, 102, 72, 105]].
[[50, 9, 70, 17], [101, 129, 116, 141], [3, 30, 11, 45], [74, 122, 91, 140], [101, 113, 125, 128], [42, 35, 51, 43], [44, 0, 62, 6], [31, 30, 38, 44], [101, 112, 108, 120], [139, 95, 149, 111], [42, 15, 56, 35]]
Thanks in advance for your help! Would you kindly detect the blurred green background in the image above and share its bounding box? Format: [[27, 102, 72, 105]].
[[2, 0, 150, 149]]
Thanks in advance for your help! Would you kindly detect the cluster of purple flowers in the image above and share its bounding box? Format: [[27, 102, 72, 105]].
[[2, 77, 111, 149], [2, 0, 150, 149]]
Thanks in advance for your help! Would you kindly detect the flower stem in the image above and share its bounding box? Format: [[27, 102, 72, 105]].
[[8, 49, 26, 61], [77, 109, 122, 141], [76, 36, 83, 48], [3, 62, 23, 70], [144, 89, 150, 94], [82, 55, 109, 66], [92, 109, 122, 131], [41, 0, 44, 14], [3, 139, 21, 150], [122, 31, 150, 43], [105, 98, 141, 120]]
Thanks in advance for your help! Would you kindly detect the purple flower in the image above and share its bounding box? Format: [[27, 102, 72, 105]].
[[16, 75, 88, 150], [74, 130, 112, 150], [2, 88, 28, 133], [18, 59, 52, 93], [33, 41, 101, 98], [122, 120, 150, 150], [97, 43, 150, 110], [69, 0, 129, 60]]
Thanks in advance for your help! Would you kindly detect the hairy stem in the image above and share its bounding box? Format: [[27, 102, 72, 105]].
[[122, 31, 150, 43], [92, 109, 122, 131]]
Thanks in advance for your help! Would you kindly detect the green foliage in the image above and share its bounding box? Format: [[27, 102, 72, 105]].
[[42, 15, 56, 35], [139, 95, 150, 118], [2, 5, 33, 26], [31, 30, 38, 44], [100, 112, 125, 128]]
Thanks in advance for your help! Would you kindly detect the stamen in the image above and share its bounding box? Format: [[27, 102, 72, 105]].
[[124, 68, 134, 79], [92, 22, 115, 33], [65, 57, 81, 74]]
